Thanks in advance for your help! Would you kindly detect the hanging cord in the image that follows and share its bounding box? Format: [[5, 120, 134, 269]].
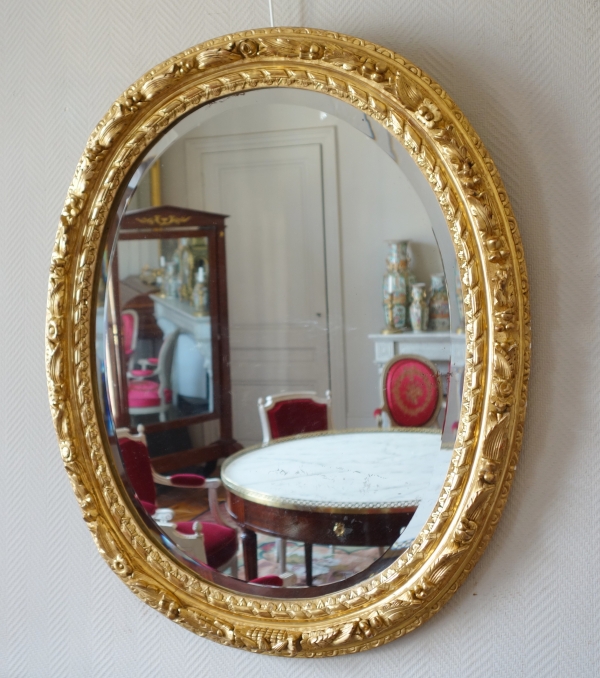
[[268, 0, 275, 27]]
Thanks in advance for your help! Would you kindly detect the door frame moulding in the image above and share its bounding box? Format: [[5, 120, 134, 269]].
[[185, 127, 347, 428]]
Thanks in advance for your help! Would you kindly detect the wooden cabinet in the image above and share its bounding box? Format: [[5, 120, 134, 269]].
[[106, 205, 241, 471]]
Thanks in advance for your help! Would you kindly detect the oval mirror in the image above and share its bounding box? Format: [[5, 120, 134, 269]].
[[47, 28, 529, 655]]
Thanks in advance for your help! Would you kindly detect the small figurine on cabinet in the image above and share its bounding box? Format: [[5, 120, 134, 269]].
[[176, 238, 195, 301], [192, 265, 208, 315]]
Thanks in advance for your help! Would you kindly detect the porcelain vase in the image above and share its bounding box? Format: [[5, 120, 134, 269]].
[[429, 273, 450, 331], [382, 241, 408, 332], [409, 282, 428, 332]]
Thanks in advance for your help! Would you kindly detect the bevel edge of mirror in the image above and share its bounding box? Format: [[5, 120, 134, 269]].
[[91, 94, 419, 601], [46, 27, 530, 656], [100, 88, 459, 596]]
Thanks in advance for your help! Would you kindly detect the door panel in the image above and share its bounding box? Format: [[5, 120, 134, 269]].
[[191, 140, 331, 445]]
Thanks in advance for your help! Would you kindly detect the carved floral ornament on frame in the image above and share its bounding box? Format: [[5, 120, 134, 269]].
[[46, 28, 529, 656]]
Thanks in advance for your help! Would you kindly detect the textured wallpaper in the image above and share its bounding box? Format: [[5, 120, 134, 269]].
[[1, 0, 599, 676]]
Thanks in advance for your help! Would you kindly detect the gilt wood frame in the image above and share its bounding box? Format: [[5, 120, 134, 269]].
[[46, 27, 530, 656]]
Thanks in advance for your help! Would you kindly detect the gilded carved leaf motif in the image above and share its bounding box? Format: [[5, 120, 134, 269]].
[[196, 43, 243, 70], [129, 579, 181, 619], [322, 45, 364, 71], [235, 626, 299, 653], [301, 626, 339, 650], [483, 413, 510, 461], [386, 72, 423, 111], [96, 117, 127, 147], [463, 485, 496, 523], [379, 597, 422, 623], [426, 549, 465, 587], [493, 346, 512, 376], [256, 37, 304, 58], [139, 74, 176, 100]]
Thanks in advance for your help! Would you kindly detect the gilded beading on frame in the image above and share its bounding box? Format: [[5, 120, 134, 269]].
[[45, 28, 530, 656]]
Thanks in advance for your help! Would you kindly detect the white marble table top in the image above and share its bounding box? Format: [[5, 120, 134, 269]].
[[221, 430, 452, 513]]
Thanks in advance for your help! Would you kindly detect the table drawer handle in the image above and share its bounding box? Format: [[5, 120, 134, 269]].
[[333, 522, 346, 537]]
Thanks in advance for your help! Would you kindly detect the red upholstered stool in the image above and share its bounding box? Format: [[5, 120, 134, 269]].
[[128, 381, 172, 409], [374, 355, 442, 428], [129, 368, 155, 378]]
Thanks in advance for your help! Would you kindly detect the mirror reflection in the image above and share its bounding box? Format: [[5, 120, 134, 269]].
[[96, 89, 466, 594]]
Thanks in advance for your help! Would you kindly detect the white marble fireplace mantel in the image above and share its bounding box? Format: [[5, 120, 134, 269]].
[[368, 331, 466, 374]]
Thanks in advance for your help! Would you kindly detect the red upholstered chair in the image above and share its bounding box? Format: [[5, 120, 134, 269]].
[[121, 310, 139, 370], [116, 426, 238, 576], [374, 354, 442, 429], [128, 329, 179, 422], [258, 391, 332, 444], [257, 391, 332, 583]]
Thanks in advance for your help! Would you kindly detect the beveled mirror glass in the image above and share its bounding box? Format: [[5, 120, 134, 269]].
[[47, 28, 529, 655]]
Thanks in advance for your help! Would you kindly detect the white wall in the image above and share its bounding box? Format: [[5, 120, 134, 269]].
[[1, 1, 598, 676], [117, 239, 161, 279], [158, 97, 443, 427]]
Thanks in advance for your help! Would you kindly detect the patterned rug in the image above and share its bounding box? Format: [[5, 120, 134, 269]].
[[238, 535, 386, 586]]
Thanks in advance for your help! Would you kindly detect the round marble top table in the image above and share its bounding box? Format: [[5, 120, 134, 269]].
[[221, 429, 451, 584]]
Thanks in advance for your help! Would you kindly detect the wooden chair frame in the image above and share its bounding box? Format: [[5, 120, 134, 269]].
[[116, 425, 237, 576]]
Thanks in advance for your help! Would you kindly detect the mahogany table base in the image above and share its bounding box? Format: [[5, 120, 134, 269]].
[[227, 492, 417, 585], [240, 528, 258, 581]]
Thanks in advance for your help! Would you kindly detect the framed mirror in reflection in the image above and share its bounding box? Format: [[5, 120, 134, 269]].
[[97, 88, 466, 594], [100, 203, 240, 474]]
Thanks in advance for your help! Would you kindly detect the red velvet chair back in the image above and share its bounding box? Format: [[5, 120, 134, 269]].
[[121, 312, 136, 356], [118, 437, 156, 505], [266, 399, 329, 439], [383, 356, 441, 427]]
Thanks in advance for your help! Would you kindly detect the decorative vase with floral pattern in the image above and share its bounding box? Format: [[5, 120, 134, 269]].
[[429, 273, 450, 331], [409, 283, 428, 332], [382, 241, 408, 332], [396, 240, 414, 316]]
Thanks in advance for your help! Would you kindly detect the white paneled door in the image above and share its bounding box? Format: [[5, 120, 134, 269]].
[[186, 130, 345, 445]]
